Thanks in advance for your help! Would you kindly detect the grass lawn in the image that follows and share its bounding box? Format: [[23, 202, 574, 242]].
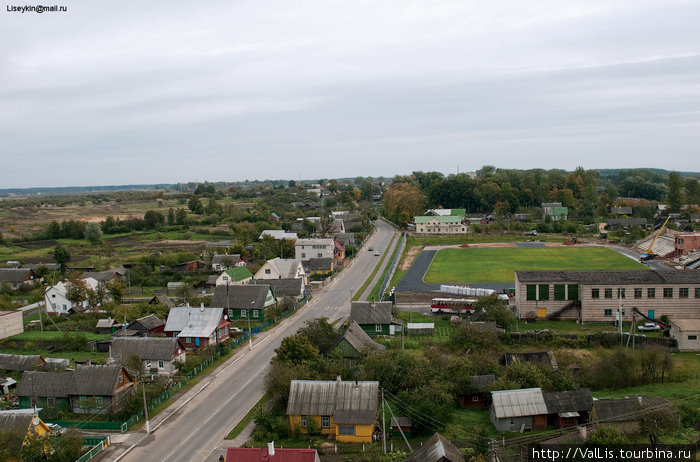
[[8, 331, 111, 342], [425, 247, 645, 283]]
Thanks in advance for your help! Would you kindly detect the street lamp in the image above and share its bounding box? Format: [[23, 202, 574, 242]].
[[248, 301, 254, 350]]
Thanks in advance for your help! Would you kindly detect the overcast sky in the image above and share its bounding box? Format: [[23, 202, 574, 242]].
[[1, 0, 699, 188]]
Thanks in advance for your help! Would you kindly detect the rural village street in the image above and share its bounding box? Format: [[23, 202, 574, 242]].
[[103, 220, 398, 462]]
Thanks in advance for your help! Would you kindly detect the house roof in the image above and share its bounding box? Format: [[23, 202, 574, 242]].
[[610, 206, 633, 215], [543, 389, 593, 414], [133, 313, 166, 331], [16, 365, 131, 398], [350, 301, 393, 325], [0, 411, 43, 452], [470, 375, 496, 393], [224, 447, 319, 462], [164, 307, 226, 338], [515, 269, 700, 285], [0, 268, 34, 283], [0, 354, 45, 371], [305, 258, 333, 271], [81, 267, 125, 283], [671, 319, 700, 331], [149, 295, 175, 308], [286, 379, 379, 425], [211, 285, 273, 310], [259, 230, 298, 240], [414, 216, 463, 224], [249, 278, 303, 298], [591, 398, 642, 422], [110, 337, 179, 362], [96, 318, 116, 329], [390, 416, 411, 427], [223, 266, 254, 282], [295, 238, 334, 247], [491, 388, 547, 419], [212, 254, 241, 265], [337, 321, 386, 354], [262, 258, 305, 279], [405, 432, 465, 462]]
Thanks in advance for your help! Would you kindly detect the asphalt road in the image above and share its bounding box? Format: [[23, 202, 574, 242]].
[[105, 220, 397, 462]]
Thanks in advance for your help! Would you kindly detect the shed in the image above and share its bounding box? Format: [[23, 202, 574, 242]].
[[0, 354, 46, 372], [331, 321, 386, 359], [458, 375, 496, 408], [404, 432, 465, 462], [490, 388, 547, 432], [670, 319, 700, 352], [130, 313, 166, 336], [543, 389, 593, 428], [406, 323, 434, 335], [389, 416, 411, 439]]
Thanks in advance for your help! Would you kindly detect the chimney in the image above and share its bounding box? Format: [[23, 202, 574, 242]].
[[268, 441, 275, 456], [200, 303, 205, 312]]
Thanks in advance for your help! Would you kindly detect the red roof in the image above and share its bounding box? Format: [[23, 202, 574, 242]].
[[225, 447, 319, 462]]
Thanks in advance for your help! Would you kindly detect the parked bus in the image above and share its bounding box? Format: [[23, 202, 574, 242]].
[[430, 298, 477, 314]]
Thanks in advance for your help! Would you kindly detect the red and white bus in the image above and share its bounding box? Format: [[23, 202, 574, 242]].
[[430, 298, 477, 314]]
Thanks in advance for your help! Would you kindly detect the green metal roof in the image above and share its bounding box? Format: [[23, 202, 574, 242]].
[[225, 266, 253, 282]]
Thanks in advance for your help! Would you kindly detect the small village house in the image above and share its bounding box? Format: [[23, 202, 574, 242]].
[[404, 432, 465, 462], [109, 337, 185, 376], [163, 306, 230, 350], [543, 389, 593, 429], [225, 444, 320, 462], [330, 320, 386, 361], [670, 319, 700, 351], [0, 268, 38, 290], [16, 365, 135, 415], [349, 301, 403, 336], [286, 378, 379, 443], [211, 284, 277, 321], [458, 375, 495, 409], [129, 313, 166, 336], [490, 388, 548, 432], [254, 258, 307, 283]]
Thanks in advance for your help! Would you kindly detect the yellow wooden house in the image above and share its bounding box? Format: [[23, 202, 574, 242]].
[[0, 410, 52, 460], [286, 378, 379, 443]]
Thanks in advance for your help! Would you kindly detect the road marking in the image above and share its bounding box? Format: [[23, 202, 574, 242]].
[[161, 374, 264, 462], [251, 335, 270, 348], [151, 381, 211, 432], [215, 354, 244, 378], [113, 444, 138, 462]]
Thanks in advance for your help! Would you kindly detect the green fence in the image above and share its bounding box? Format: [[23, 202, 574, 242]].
[[76, 436, 110, 462]]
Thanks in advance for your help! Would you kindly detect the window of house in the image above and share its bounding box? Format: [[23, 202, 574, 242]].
[[679, 288, 689, 298], [52, 294, 55, 298], [696, 288, 700, 298], [96, 397, 103, 407], [301, 253, 306, 258], [301, 415, 308, 428], [526, 285, 537, 301], [634, 288, 642, 299], [146, 361, 152, 369], [554, 284, 566, 300], [664, 288, 673, 298], [604, 309, 612, 316], [618, 288, 625, 298], [375, 324, 382, 332], [321, 416, 330, 428], [265, 269, 271, 274], [648, 288, 656, 298], [31, 397, 39, 407], [218, 328, 222, 338], [592, 288, 600, 299], [567, 284, 579, 300], [158, 360, 164, 368], [47, 398, 55, 408], [472, 396, 479, 402], [241, 309, 247, 318], [509, 419, 515, 426], [604, 288, 612, 299], [688, 335, 698, 340], [186, 337, 192, 343], [228, 309, 234, 319], [224, 326, 228, 335], [339, 425, 355, 435], [538, 284, 549, 300], [253, 310, 259, 318]]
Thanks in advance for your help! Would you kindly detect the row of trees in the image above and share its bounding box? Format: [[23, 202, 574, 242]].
[[383, 167, 700, 227]]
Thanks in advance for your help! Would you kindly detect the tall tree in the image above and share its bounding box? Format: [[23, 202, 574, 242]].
[[53, 246, 71, 273], [667, 171, 684, 212], [84, 222, 104, 245]]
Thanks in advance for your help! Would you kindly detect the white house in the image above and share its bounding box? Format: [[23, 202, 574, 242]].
[[295, 239, 335, 260], [44, 277, 104, 315], [254, 258, 307, 283]]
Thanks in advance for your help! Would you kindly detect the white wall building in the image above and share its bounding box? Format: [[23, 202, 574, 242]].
[[295, 239, 335, 260], [44, 277, 103, 315]]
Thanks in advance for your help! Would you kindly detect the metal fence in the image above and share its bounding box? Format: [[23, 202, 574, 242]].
[[379, 232, 406, 300], [75, 436, 110, 462]]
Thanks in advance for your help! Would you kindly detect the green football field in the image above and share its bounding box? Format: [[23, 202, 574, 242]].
[[423, 247, 647, 283]]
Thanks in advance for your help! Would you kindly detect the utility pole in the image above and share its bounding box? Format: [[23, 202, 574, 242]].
[[381, 389, 386, 454], [248, 301, 254, 350], [142, 380, 150, 434], [385, 397, 412, 451]]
